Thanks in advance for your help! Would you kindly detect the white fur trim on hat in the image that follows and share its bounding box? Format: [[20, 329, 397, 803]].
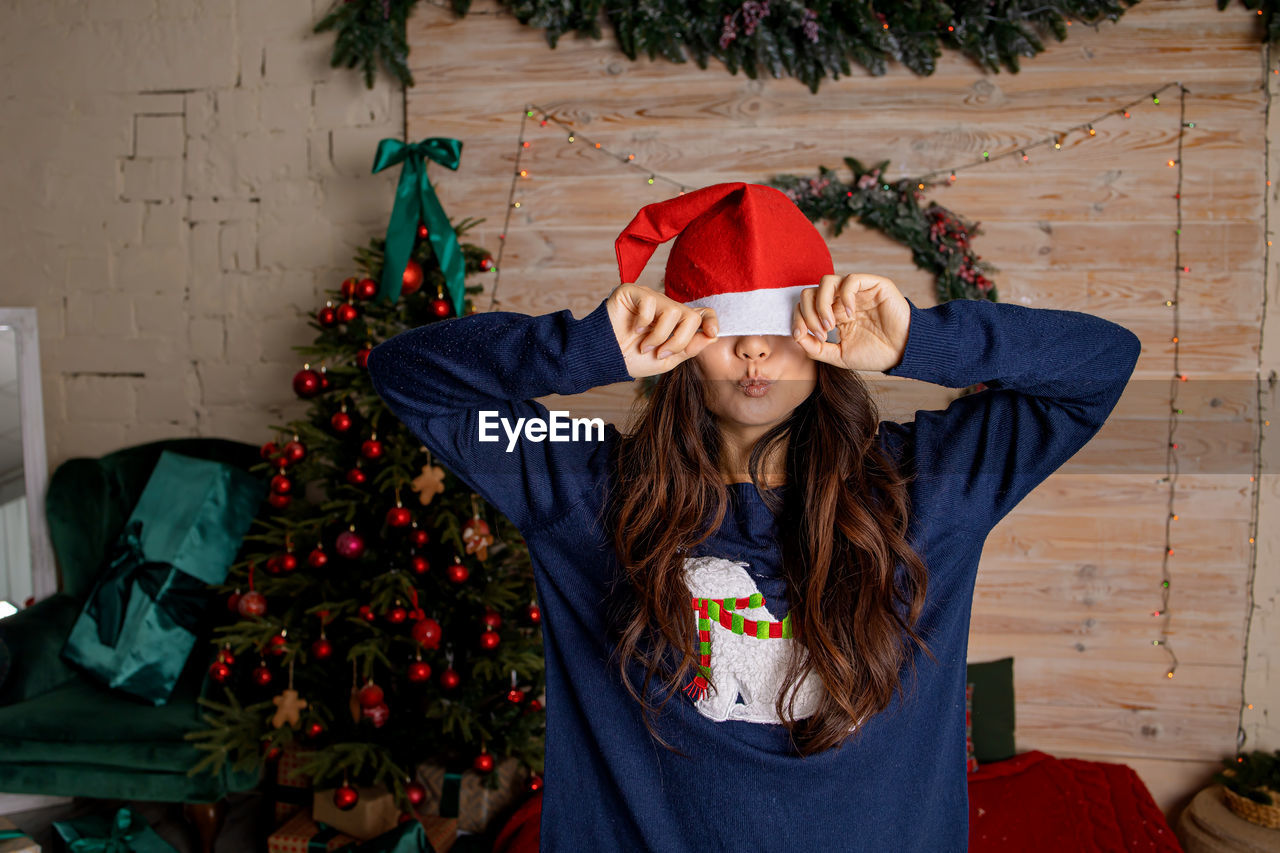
[[680, 284, 837, 341]]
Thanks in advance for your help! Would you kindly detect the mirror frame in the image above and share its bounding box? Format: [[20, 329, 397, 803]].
[[0, 307, 56, 603]]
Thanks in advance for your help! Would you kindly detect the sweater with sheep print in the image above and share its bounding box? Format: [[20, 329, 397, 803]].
[[367, 294, 1140, 852]]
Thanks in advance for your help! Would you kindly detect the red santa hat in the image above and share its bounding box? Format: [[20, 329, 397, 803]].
[[614, 181, 835, 338]]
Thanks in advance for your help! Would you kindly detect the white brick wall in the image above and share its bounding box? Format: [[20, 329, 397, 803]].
[[0, 0, 404, 465]]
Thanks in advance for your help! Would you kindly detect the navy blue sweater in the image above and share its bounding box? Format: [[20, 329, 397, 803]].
[[367, 295, 1141, 852]]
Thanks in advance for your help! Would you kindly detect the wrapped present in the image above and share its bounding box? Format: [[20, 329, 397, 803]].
[[417, 757, 528, 834], [0, 816, 39, 853], [313, 786, 400, 841], [267, 812, 356, 853], [52, 807, 176, 853], [272, 743, 318, 825], [339, 817, 443, 853], [60, 449, 266, 705]]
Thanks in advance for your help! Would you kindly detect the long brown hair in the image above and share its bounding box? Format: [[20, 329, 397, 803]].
[[597, 357, 936, 757]]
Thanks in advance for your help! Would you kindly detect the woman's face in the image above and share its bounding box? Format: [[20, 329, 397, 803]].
[[692, 334, 818, 429]]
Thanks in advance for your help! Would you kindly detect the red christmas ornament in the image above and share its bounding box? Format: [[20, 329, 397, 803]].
[[527, 603, 541, 624], [527, 699, 543, 712], [268, 634, 287, 655], [355, 277, 379, 300], [209, 661, 231, 682], [346, 467, 367, 486], [307, 547, 328, 569], [401, 259, 424, 296], [336, 302, 359, 324], [335, 530, 365, 560], [386, 506, 411, 527], [406, 780, 427, 806], [318, 305, 337, 327], [305, 721, 324, 738], [430, 295, 451, 318], [416, 223, 429, 239], [480, 629, 500, 651], [280, 552, 298, 573], [528, 773, 543, 792], [265, 555, 283, 575], [267, 493, 290, 509], [260, 441, 280, 460], [356, 347, 372, 369], [360, 439, 383, 460], [440, 668, 460, 689], [362, 702, 390, 728], [473, 752, 495, 773], [218, 648, 235, 666], [411, 528, 429, 547], [409, 555, 430, 574], [481, 609, 502, 629], [227, 590, 242, 612], [359, 605, 376, 623], [282, 440, 306, 464], [386, 606, 408, 625], [357, 683, 384, 707], [330, 411, 352, 433], [238, 591, 267, 618], [507, 687, 524, 703], [311, 637, 333, 660], [407, 661, 431, 682], [270, 474, 292, 495], [292, 369, 322, 398], [412, 618, 442, 648], [252, 664, 273, 686], [480, 256, 494, 271], [265, 745, 282, 761], [446, 561, 469, 584], [319, 370, 330, 391], [333, 785, 360, 811], [341, 277, 359, 298]]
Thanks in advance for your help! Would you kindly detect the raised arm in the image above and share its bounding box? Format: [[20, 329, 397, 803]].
[[876, 296, 1141, 537], [366, 299, 634, 535]]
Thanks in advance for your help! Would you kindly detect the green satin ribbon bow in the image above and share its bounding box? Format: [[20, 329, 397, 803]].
[[87, 519, 206, 647], [371, 137, 466, 316], [67, 807, 141, 853], [0, 830, 26, 841]]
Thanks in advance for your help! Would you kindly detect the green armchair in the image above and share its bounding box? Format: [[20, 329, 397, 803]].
[[0, 437, 266, 852]]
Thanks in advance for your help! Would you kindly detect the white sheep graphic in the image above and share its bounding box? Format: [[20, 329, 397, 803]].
[[681, 555, 826, 724]]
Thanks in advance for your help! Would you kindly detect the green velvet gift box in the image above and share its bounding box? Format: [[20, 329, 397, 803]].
[[52, 807, 177, 853], [60, 449, 266, 706]]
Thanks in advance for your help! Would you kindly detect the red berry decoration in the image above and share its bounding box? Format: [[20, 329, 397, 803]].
[[480, 256, 494, 271], [410, 555, 429, 574], [267, 493, 290, 509], [260, 441, 280, 460], [346, 467, 367, 486], [333, 785, 360, 811], [318, 305, 337, 327], [253, 664, 273, 686], [481, 609, 502, 629], [480, 629, 500, 650], [282, 440, 306, 464], [308, 547, 328, 569], [357, 683, 384, 707], [406, 780, 427, 806], [330, 411, 352, 433], [311, 637, 333, 660], [527, 603, 541, 624], [292, 368, 322, 398], [446, 561, 469, 584], [401, 259, 423, 296], [336, 302, 358, 324], [356, 277, 379, 300], [411, 528, 429, 547], [341, 277, 359, 298], [238, 591, 267, 618], [335, 530, 365, 560], [359, 605, 376, 623], [209, 661, 231, 682], [412, 618, 442, 649], [407, 661, 431, 682], [440, 668, 460, 689], [361, 439, 383, 460], [386, 606, 408, 624], [507, 687, 524, 703], [362, 702, 390, 728], [306, 721, 324, 738], [386, 506, 411, 527], [473, 752, 495, 773]]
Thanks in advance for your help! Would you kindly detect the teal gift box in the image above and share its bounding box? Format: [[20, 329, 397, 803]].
[[61, 449, 266, 705], [52, 807, 177, 853]]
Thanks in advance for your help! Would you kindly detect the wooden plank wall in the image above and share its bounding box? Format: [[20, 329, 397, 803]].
[[407, 0, 1268, 821]]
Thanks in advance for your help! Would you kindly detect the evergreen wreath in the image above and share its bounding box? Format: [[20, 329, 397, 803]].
[[317, 0, 1280, 93]]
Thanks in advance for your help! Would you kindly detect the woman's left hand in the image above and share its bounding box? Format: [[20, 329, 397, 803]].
[[792, 273, 912, 372]]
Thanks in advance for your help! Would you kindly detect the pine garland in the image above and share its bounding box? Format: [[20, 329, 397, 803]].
[[317, 0, 1280, 93]]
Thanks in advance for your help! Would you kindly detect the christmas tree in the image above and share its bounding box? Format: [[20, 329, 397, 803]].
[[186, 210, 547, 812]]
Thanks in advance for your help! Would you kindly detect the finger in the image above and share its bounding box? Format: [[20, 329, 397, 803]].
[[815, 275, 838, 332], [640, 304, 682, 354], [656, 310, 705, 359], [796, 288, 826, 340], [698, 307, 719, 341], [634, 289, 658, 335]]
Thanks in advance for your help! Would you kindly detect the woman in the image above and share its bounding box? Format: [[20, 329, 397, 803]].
[[367, 184, 1141, 851]]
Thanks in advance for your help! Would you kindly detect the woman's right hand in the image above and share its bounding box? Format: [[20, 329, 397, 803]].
[[606, 284, 720, 379]]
